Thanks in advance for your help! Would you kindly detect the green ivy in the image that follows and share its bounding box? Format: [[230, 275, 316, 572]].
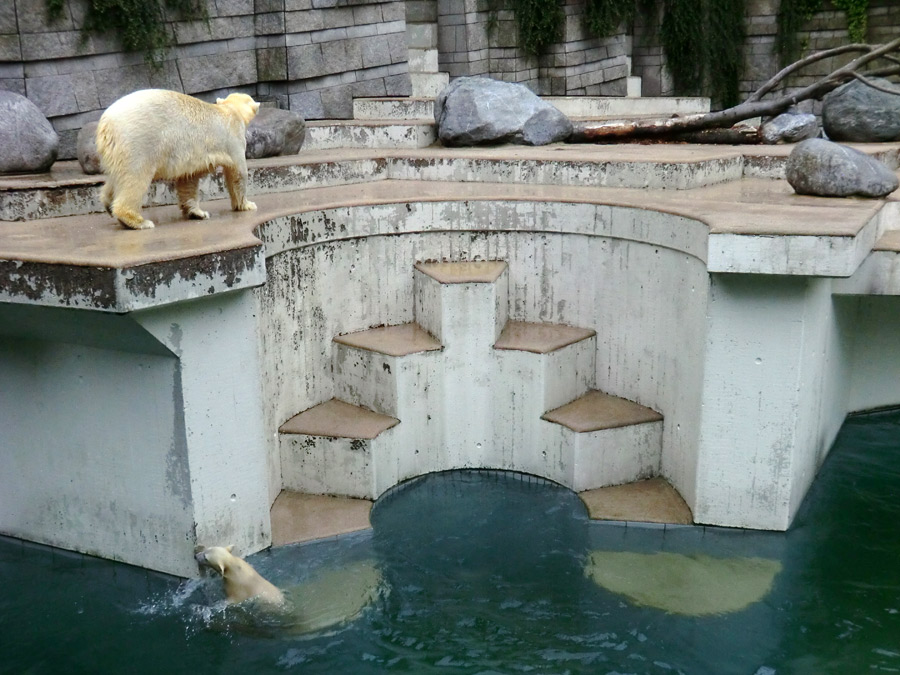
[[832, 0, 868, 42], [583, 0, 635, 38], [777, 0, 870, 67], [510, 0, 565, 56], [46, 0, 206, 68]]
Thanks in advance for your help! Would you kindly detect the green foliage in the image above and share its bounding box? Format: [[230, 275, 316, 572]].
[[832, 0, 868, 42], [45, 0, 206, 68], [510, 0, 565, 55], [584, 0, 635, 38], [777, 0, 870, 67], [654, 0, 746, 107]]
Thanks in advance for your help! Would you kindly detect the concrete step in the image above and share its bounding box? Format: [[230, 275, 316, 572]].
[[270, 490, 372, 546], [493, 321, 598, 479], [578, 477, 693, 525], [304, 119, 437, 150], [352, 95, 710, 121], [542, 390, 664, 491], [278, 398, 400, 498], [333, 323, 442, 419]]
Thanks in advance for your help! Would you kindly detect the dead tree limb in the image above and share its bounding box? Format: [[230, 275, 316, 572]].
[[570, 37, 900, 144]]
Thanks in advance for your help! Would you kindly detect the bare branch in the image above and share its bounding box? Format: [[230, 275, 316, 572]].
[[850, 71, 900, 95]]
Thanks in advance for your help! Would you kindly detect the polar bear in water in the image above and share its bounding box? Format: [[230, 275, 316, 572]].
[[195, 545, 284, 606]]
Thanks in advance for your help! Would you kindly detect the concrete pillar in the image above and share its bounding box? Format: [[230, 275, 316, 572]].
[[0, 290, 271, 577]]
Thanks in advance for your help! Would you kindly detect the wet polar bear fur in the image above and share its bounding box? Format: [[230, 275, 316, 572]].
[[96, 89, 260, 230], [195, 545, 285, 606]]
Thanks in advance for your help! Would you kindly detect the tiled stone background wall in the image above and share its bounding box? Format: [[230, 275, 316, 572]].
[[0, 0, 411, 158], [634, 0, 900, 104], [437, 0, 629, 95]]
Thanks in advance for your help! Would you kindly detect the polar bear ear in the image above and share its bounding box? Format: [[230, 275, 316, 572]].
[[226, 544, 235, 553], [216, 97, 225, 105]]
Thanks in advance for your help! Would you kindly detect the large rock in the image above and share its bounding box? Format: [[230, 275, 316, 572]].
[[434, 76, 573, 147], [77, 121, 101, 174], [760, 110, 818, 144], [822, 78, 900, 143], [785, 138, 899, 198], [245, 107, 306, 159], [0, 90, 59, 173]]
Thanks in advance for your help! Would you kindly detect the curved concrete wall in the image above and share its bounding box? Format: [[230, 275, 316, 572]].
[[255, 199, 710, 509]]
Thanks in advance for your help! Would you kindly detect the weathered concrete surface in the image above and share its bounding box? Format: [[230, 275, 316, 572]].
[[0, 291, 271, 577], [270, 491, 372, 547]]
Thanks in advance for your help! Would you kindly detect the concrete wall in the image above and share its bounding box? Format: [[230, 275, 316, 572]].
[[255, 200, 710, 512], [0, 291, 272, 577], [437, 0, 630, 95], [0, 0, 410, 158]]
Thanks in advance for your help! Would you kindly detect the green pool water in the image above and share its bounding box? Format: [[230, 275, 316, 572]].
[[2, 409, 899, 674]]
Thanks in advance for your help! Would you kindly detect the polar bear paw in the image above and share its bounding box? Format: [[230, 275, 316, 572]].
[[186, 208, 210, 220], [236, 200, 257, 212]]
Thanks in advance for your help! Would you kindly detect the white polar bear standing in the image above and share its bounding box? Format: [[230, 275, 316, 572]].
[[195, 545, 285, 606], [95, 89, 260, 230]]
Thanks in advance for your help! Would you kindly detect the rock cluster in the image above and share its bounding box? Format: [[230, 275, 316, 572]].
[[245, 107, 306, 159], [0, 90, 59, 173], [786, 138, 899, 198], [434, 76, 573, 147]]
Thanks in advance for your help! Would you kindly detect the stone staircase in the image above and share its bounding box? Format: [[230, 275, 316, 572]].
[[278, 260, 663, 500], [304, 94, 710, 150]]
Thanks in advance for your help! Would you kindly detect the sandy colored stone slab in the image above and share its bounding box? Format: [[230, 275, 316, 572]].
[[494, 320, 595, 354], [579, 477, 693, 525], [333, 322, 441, 356], [542, 390, 662, 432], [414, 260, 507, 284], [874, 230, 900, 252], [271, 490, 372, 546], [279, 398, 398, 439]]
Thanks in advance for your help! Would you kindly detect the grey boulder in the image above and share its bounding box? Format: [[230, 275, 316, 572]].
[[822, 78, 900, 143], [0, 90, 59, 173], [785, 138, 899, 198], [245, 107, 306, 159], [760, 111, 818, 144], [434, 76, 573, 147], [77, 121, 101, 174]]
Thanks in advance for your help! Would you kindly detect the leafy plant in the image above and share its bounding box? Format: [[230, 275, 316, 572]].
[[510, 0, 565, 56], [832, 0, 868, 43], [777, 0, 870, 67], [583, 0, 635, 38], [46, 0, 207, 68]]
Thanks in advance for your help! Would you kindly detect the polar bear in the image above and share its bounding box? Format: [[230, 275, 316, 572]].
[[95, 89, 260, 230], [195, 545, 285, 606]]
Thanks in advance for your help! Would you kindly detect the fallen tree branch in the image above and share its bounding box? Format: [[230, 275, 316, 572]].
[[570, 37, 900, 144]]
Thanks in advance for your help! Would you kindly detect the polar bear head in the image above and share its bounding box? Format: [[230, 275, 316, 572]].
[[195, 545, 285, 605], [216, 93, 261, 125], [195, 545, 236, 576]]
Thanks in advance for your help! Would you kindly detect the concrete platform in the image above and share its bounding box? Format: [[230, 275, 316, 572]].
[[270, 491, 372, 546], [494, 321, 596, 354], [579, 477, 693, 525], [334, 323, 442, 357], [414, 260, 508, 283], [543, 390, 663, 432], [279, 399, 399, 439]]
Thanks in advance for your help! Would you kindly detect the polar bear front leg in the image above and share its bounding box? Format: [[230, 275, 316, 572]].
[[100, 179, 115, 215], [224, 163, 256, 212], [175, 175, 210, 220]]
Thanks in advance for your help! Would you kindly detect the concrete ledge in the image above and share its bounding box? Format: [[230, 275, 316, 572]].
[[494, 320, 596, 354], [543, 390, 663, 432], [578, 477, 693, 524], [414, 260, 508, 283], [271, 490, 372, 546], [334, 322, 441, 356], [280, 398, 399, 439]]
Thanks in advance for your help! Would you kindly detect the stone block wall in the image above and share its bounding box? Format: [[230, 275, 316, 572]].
[[437, 0, 629, 95], [0, 0, 410, 159], [633, 0, 900, 106]]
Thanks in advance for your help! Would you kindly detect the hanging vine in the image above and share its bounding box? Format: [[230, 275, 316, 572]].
[[46, 0, 207, 68], [583, 0, 636, 38], [509, 0, 565, 56], [777, 0, 871, 67]]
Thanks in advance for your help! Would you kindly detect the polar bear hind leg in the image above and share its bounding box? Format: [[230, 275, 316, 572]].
[[110, 167, 156, 230], [175, 174, 210, 220], [99, 179, 115, 215]]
